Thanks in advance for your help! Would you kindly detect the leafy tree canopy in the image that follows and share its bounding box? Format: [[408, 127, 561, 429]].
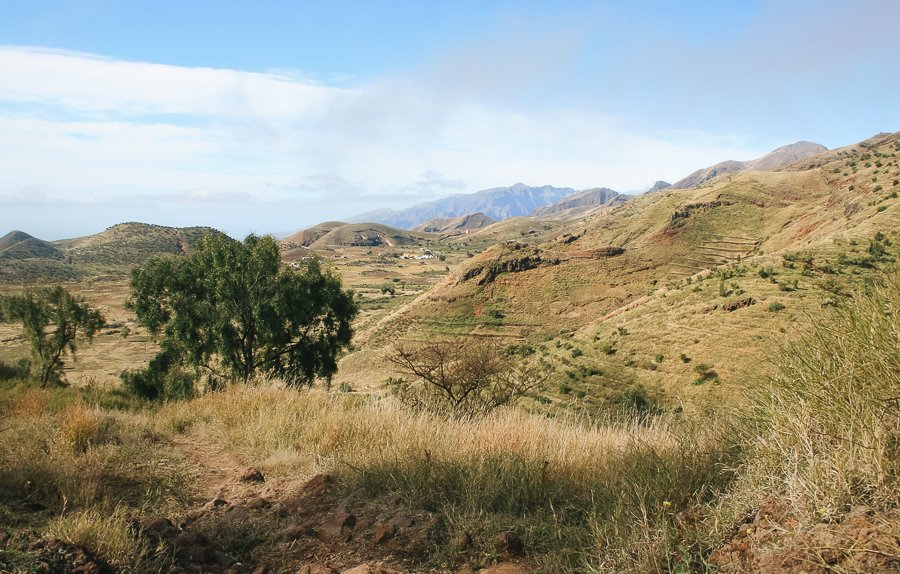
[[1, 285, 104, 386], [125, 233, 356, 396]]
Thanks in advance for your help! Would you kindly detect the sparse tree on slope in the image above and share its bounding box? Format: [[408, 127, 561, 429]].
[[0, 286, 104, 386], [387, 338, 548, 418], [125, 233, 356, 396]]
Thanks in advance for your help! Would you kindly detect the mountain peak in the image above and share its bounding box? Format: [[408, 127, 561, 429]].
[[671, 140, 828, 189], [0, 230, 38, 250]]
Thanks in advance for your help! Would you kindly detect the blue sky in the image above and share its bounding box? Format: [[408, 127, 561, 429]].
[[1, 0, 898, 239]]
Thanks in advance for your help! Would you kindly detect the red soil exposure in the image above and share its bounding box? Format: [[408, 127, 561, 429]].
[[709, 498, 900, 573]]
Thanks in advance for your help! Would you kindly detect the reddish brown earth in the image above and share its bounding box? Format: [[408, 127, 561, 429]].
[[709, 498, 900, 574]]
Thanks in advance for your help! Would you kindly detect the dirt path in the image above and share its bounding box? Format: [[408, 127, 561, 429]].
[[172, 435, 248, 501]]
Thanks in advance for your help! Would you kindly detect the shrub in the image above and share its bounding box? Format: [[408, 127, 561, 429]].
[[613, 384, 662, 418], [767, 301, 786, 312], [120, 347, 197, 401], [692, 363, 719, 385], [0, 358, 31, 381]]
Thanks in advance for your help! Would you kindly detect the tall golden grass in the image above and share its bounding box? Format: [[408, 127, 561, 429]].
[[723, 271, 900, 523], [161, 386, 737, 571]]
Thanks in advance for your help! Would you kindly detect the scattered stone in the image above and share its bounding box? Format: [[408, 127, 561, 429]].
[[303, 474, 334, 497], [382, 493, 402, 506], [374, 523, 396, 544], [709, 501, 900, 573], [239, 467, 265, 482], [203, 497, 229, 510], [722, 297, 756, 312], [250, 565, 270, 574], [323, 512, 357, 541], [297, 564, 337, 574], [246, 496, 271, 510], [388, 513, 414, 528], [283, 518, 318, 540], [141, 516, 180, 541], [339, 487, 368, 508], [39, 540, 111, 574], [492, 531, 523, 556]]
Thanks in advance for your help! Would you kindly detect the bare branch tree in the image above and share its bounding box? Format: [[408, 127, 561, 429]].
[[386, 338, 548, 418]]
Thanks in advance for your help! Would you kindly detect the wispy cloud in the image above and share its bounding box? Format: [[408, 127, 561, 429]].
[[0, 44, 769, 239]]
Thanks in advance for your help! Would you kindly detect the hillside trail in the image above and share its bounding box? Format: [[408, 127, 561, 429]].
[[171, 434, 257, 501]]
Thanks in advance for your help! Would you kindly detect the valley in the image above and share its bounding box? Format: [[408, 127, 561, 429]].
[[1, 133, 898, 573]]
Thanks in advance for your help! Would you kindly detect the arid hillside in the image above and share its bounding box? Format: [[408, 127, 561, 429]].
[[335, 132, 900, 409]]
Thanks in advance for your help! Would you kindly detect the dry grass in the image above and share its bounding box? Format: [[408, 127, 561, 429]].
[[0, 394, 191, 518], [161, 386, 738, 571], [44, 506, 163, 570], [720, 270, 900, 526]]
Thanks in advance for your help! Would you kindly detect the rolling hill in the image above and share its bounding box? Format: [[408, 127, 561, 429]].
[[282, 221, 347, 247], [307, 222, 431, 249], [0, 222, 221, 282], [0, 230, 64, 260], [351, 183, 577, 229], [413, 212, 496, 234]]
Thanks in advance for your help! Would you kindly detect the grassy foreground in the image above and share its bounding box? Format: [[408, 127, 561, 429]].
[[1, 271, 898, 572]]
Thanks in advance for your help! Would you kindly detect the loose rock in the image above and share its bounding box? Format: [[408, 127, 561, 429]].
[[239, 467, 265, 482]]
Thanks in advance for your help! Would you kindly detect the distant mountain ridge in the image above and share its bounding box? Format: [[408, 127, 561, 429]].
[[532, 188, 626, 219], [671, 141, 828, 189], [351, 183, 577, 229]]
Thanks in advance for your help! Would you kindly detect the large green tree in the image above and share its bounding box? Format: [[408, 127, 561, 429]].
[[125, 233, 356, 394], [1, 286, 105, 386]]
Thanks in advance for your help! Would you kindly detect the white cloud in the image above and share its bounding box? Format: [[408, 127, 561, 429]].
[[0, 45, 768, 238], [0, 46, 347, 121]]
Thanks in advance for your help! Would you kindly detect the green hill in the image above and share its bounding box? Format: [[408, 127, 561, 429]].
[[0, 222, 222, 282], [0, 230, 64, 260]]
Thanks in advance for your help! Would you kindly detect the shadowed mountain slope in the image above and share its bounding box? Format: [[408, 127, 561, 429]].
[[532, 188, 627, 219], [308, 222, 430, 249]]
